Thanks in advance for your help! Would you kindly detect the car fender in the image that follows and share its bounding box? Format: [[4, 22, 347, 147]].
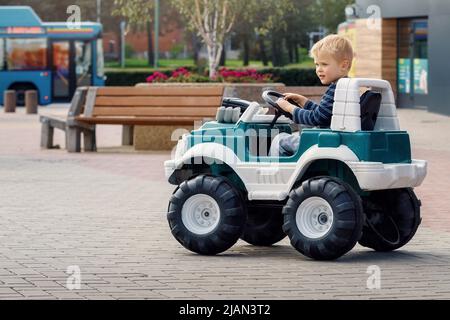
[[285, 145, 360, 193], [174, 142, 242, 170]]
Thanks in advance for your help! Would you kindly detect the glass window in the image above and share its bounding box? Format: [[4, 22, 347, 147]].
[[397, 19, 428, 96], [6, 38, 47, 70], [97, 39, 104, 77], [52, 41, 70, 98], [0, 38, 4, 70], [75, 41, 92, 86]]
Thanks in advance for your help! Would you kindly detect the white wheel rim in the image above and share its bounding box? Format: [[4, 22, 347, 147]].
[[181, 194, 221, 235], [296, 197, 334, 239]]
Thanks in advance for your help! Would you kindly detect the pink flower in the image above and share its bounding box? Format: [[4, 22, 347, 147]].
[[146, 71, 169, 83]]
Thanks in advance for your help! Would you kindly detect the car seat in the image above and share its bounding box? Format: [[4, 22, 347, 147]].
[[360, 90, 382, 131]]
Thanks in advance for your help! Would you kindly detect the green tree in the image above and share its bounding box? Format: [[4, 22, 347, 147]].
[[113, 0, 155, 65], [233, 0, 298, 67], [310, 0, 354, 33], [170, 0, 242, 78], [113, 0, 185, 65], [285, 0, 316, 63]]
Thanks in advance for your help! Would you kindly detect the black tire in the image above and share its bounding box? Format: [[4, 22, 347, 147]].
[[167, 175, 247, 255], [358, 188, 421, 252], [283, 177, 364, 260], [240, 203, 286, 246]]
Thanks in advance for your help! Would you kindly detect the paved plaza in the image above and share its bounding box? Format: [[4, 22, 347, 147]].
[[0, 105, 450, 300]]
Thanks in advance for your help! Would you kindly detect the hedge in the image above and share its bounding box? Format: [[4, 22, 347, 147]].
[[259, 68, 321, 86], [105, 67, 321, 87]]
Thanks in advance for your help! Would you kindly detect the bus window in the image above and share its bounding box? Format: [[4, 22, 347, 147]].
[[0, 39, 4, 70], [52, 41, 70, 98], [75, 41, 92, 86], [97, 39, 104, 77], [6, 38, 47, 70]]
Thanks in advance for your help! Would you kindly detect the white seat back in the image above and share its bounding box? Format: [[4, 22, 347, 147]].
[[331, 78, 400, 132]]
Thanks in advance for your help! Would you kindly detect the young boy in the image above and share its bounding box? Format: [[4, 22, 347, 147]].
[[269, 34, 354, 157]]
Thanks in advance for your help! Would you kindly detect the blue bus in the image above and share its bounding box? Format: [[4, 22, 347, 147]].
[[0, 6, 105, 106]]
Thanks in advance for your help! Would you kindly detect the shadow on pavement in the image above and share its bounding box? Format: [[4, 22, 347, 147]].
[[179, 244, 450, 264], [339, 249, 450, 264]]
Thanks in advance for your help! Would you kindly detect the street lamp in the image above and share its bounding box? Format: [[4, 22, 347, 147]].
[[97, 0, 102, 23], [121, 21, 126, 68]]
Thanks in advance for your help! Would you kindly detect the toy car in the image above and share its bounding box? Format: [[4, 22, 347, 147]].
[[164, 78, 427, 260]]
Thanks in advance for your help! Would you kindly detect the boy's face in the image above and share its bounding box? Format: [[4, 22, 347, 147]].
[[314, 51, 350, 85]]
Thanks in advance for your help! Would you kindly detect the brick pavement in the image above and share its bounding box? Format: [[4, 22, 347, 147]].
[[0, 105, 449, 299]]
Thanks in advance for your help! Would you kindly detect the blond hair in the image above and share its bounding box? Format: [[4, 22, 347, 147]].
[[310, 34, 354, 69]]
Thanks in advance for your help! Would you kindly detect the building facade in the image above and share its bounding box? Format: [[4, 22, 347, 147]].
[[339, 0, 450, 115]]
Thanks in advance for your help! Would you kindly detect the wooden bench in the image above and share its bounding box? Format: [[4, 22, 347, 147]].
[[40, 87, 95, 152], [40, 86, 226, 152]]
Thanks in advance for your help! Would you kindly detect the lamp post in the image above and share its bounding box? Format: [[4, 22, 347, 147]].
[[120, 21, 126, 68], [154, 0, 160, 68], [96, 0, 102, 23]]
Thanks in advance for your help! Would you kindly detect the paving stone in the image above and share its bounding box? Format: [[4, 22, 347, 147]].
[[0, 106, 449, 299]]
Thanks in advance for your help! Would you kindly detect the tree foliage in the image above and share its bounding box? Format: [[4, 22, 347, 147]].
[[0, 0, 354, 69], [112, 0, 154, 25], [169, 0, 242, 78], [310, 0, 355, 32]]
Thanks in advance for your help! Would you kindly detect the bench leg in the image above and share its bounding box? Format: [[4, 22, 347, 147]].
[[40, 122, 54, 149], [83, 129, 97, 152], [66, 126, 81, 153], [122, 125, 134, 146]]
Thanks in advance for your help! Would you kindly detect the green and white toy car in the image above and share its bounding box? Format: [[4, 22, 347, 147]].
[[164, 78, 427, 260]]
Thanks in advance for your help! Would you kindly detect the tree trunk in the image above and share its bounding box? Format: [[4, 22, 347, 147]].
[[220, 42, 226, 67], [259, 37, 269, 67], [243, 35, 250, 66], [192, 34, 200, 66], [271, 37, 281, 67], [147, 21, 154, 66], [294, 43, 300, 63], [287, 39, 294, 64], [208, 45, 219, 79]]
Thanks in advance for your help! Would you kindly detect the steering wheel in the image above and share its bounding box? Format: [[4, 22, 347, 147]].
[[262, 90, 295, 127]]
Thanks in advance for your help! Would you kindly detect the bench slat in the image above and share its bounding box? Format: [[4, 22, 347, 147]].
[[93, 107, 218, 117], [76, 116, 211, 126], [95, 96, 223, 107], [96, 87, 224, 96]]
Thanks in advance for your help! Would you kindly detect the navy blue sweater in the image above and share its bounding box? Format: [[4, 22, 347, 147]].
[[292, 82, 336, 127]]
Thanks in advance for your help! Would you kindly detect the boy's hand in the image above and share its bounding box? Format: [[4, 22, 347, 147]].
[[283, 93, 308, 107], [276, 98, 296, 114]]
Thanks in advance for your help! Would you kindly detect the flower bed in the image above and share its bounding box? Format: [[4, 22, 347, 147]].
[[105, 67, 320, 87], [145, 67, 274, 84]]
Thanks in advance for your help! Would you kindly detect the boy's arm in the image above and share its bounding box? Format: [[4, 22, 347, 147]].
[[302, 100, 318, 111], [292, 84, 336, 126], [277, 95, 317, 114]]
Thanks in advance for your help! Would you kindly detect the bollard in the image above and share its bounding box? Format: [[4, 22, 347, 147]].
[[25, 90, 38, 114], [4, 90, 16, 113]]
